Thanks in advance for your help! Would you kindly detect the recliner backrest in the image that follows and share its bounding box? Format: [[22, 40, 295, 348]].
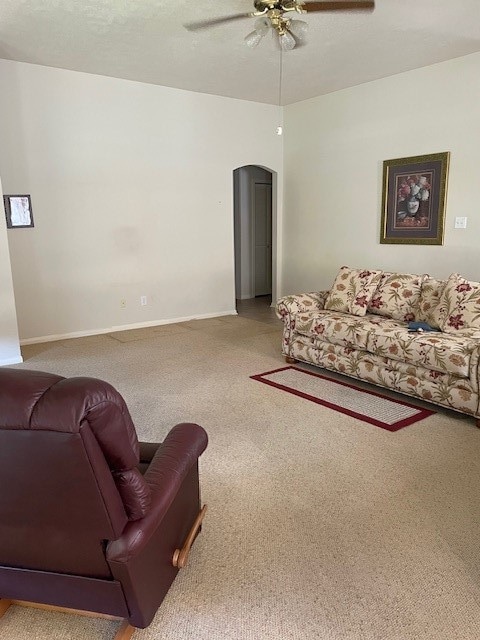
[[0, 368, 151, 577]]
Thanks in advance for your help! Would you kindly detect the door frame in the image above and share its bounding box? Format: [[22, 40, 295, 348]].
[[249, 177, 272, 298], [232, 165, 278, 307]]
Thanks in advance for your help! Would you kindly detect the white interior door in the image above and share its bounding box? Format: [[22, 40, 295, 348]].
[[254, 182, 272, 297]]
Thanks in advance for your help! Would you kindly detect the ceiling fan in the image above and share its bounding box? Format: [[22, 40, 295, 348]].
[[185, 1, 375, 51]]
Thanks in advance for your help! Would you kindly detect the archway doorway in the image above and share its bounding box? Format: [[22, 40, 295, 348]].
[[233, 165, 274, 313]]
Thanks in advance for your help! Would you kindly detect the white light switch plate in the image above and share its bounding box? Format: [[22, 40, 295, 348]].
[[454, 217, 467, 229]]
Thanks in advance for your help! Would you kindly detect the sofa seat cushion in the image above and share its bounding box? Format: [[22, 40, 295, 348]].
[[367, 325, 475, 378], [294, 311, 402, 351]]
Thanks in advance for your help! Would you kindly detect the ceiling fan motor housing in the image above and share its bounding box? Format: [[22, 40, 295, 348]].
[[253, 1, 302, 12], [253, 0, 303, 35]]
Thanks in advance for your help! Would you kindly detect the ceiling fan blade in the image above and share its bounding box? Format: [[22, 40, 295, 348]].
[[301, 1, 374, 12], [184, 13, 253, 31]]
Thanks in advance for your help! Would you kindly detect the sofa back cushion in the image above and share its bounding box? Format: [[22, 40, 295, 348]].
[[324, 266, 382, 317], [367, 272, 424, 322], [416, 276, 447, 328], [434, 273, 480, 333]]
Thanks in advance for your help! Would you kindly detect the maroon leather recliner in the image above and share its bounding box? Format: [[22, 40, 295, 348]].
[[0, 368, 208, 633]]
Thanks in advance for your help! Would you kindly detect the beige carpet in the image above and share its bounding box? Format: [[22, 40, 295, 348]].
[[3, 313, 480, 639]]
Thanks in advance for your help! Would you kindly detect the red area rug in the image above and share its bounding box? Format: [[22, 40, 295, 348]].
[[251, 366, 435, 432]]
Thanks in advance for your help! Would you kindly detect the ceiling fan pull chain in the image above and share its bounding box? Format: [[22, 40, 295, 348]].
[[279, 47, 283, 107], [276, 47, 284, 135]]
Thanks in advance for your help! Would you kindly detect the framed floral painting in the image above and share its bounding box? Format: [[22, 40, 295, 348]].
[[380, 152, 450, 245]]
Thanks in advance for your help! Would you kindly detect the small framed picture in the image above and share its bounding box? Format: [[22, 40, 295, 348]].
[[4, 195, 34, 228], [380, 152, 450, 245]]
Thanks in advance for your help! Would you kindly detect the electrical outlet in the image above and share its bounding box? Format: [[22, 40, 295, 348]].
[[140, 295, 147, 306], [454, 217, 467, 229], [120, 299, 126, 309]]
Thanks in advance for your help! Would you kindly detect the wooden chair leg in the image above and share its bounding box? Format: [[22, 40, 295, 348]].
[[3, 600, 135, 639], [173, 505, 207, 569], [285, 356, 297, 364], [0, 600, 12, 618], [115, 620, 135, 640]]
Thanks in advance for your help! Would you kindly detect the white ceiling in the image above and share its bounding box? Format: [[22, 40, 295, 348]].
[[0, 1, 479, 105]]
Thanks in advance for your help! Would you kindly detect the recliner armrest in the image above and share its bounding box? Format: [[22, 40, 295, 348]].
[[107, 423, 208, 563]]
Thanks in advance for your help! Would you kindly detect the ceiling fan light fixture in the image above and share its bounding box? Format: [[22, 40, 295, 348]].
[[244, 29, 265, 47], [254, 17, 270, 34], [279, 30, 296, 51], [288, 19, 308, 40]]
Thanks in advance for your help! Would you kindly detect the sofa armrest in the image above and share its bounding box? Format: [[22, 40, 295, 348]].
[[107, 423, 208, 563], [276, 290, 330, 320]]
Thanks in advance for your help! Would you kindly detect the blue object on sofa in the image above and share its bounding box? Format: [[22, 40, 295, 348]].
[[407, 321, 440, 333]]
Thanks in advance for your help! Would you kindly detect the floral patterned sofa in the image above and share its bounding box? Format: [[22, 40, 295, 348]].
[[276, 266, 480, 427]]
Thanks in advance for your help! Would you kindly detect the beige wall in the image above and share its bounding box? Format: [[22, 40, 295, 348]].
[[282, 52, 480, 295], [0, 60, 283, 342], [3, 52, 480, 342], [0, 177, 22, 364]]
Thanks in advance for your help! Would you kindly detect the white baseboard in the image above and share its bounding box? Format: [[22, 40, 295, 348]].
[[20, 310, 239, 346], [0, 355, 24, 366]]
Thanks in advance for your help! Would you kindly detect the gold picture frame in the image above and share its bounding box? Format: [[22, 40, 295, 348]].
[[380, 152, 450, 245]]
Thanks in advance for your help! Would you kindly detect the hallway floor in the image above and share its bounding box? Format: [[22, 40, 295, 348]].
[[236, 296, 278, 325]]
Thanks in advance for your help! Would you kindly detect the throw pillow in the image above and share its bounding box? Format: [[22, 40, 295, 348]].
[[367, 272, 425, 322], [436, 274, 480, 333], [324, 266, 383, 317], [417, 276, 447, 328]]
